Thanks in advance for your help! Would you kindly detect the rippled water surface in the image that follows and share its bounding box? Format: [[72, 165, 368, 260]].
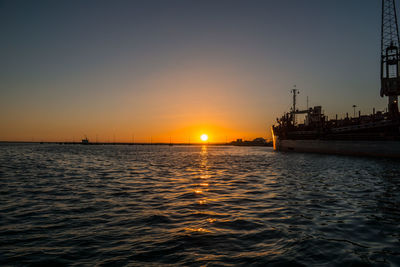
[[1, 144, 400, 266]]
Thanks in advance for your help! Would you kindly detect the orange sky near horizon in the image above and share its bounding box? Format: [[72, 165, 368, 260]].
[[0, 63, 276, 143], [0, 122, 271, 143]]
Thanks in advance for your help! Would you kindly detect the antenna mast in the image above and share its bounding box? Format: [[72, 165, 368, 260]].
[[290, 85, 300, 125], [381, 0, 400, 117]]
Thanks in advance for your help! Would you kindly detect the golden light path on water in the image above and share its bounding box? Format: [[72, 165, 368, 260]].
[[185, 145, 280, 240], [185, 145, 211, 233]]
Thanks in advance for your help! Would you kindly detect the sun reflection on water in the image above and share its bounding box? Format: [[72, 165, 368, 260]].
[[187, 145, 215, 234], [184, 227, 212, 233]]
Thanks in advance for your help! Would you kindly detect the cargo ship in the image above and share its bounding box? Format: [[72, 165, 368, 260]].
[[271, 0, 400, 158]]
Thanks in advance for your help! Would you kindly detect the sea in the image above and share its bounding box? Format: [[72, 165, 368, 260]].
[[0, 143, 399, 266]]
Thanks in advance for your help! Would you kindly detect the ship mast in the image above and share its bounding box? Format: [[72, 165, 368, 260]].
[[381, 0, 400, 118], [290, 85, 299, 125]]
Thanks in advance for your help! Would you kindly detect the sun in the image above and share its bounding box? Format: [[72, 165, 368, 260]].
[[200, 134, 208, 142]]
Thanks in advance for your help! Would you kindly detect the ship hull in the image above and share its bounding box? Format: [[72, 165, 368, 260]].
[[271, 127, 400, 158]]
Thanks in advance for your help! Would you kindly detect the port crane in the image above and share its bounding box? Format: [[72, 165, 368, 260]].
[[381, 0, 400, 118]]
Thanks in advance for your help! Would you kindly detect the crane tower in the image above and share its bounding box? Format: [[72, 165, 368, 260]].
[[381, 0, 400, 117]]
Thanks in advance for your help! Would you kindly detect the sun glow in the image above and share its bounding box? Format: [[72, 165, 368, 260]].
[[200, 134, 208, 142]]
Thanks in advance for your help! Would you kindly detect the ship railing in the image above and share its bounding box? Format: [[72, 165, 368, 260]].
[[331, 120, 397, 133]]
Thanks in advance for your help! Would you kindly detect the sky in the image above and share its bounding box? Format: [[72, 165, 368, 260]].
[[0, 0, 387, 143]]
